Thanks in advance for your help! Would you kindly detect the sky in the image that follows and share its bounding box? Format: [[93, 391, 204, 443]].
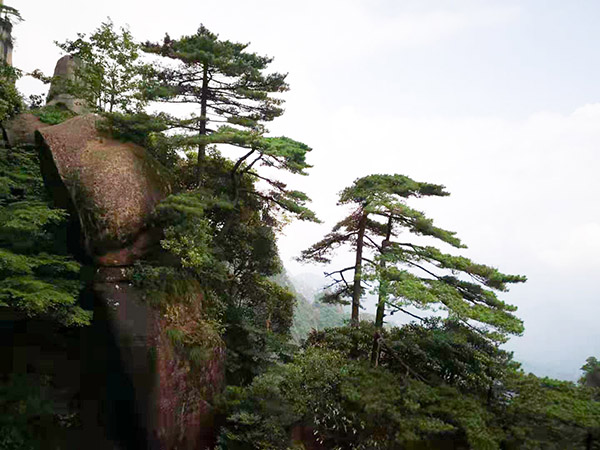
[[11, 0, 600, 380]]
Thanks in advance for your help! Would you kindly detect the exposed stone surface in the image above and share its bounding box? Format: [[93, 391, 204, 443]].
[[37, 114, 172, 263], [93, 269, 159, 447], [35, 113, 222, 448], [47, 55, 89, 114], [3, 112, 46, 147], [155, 307, 225, 449], [0, 8, 13, 66], [92, 270, 224, 449], [584, 367, 600, 388]]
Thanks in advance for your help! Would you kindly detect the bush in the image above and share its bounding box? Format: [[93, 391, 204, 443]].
[[32, 104, 75, 125], [0, 62, 22, 123]]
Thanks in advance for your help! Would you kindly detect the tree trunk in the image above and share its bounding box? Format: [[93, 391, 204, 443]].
[[196, 64, 209, 184], [371, 216, 392, 365], [351, 211, 367, 327]]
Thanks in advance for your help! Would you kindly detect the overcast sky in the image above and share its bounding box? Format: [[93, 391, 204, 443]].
[[12, 0, 600, 380]]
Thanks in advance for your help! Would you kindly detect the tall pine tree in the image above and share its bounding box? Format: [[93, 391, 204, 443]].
[[143, 25, 288, 183], [301, 174, 525, 345]]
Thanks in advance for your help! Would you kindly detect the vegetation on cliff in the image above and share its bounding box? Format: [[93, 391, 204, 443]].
[[0, 61, 21, 122], [0, 11, 598, 449], [0, 141, 90, 326], [218, 323, 600, 449]]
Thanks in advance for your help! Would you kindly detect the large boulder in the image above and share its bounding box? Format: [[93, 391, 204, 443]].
[[36, 114, 223, 448], [3, 112, 46, 147], [46, 55, 89, 114], [37, 114, 172, 264]]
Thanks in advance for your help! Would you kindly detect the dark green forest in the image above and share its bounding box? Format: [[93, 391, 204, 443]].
[[0, 9, 598, 450]]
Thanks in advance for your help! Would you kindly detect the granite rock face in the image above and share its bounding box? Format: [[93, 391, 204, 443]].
[[46, 55, 89, 114], [584, 368, 600, 388], [0, 1, 13, 66], [36, 113, 222, 448], [3, 112, 46, 147], [37, 114, 171, 264]]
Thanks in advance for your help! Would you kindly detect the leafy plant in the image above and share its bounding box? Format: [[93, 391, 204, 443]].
[[55, 19, 148, 113], [0, 61, 22, 122], [32, 104, 75, 125], [0, 145, 90, 326]]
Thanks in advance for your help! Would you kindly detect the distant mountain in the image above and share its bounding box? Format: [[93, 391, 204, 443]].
[[286, 271, 327, 304], [280, 271, 375, 343]]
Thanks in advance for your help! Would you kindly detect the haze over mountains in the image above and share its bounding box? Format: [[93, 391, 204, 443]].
[[286, 269, 580, 382]]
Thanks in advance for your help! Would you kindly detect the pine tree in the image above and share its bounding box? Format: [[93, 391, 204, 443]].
[[0, 144, 90, 326], [301, 174, 526, 344], [143, 25, 289, 183], [141, 25, 318, 225]]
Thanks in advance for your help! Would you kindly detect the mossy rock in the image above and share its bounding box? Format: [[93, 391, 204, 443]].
[[37, 114, 173, 263], [3, 112, 47, 147]]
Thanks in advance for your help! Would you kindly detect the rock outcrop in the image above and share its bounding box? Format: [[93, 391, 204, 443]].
[[3, 112, 46, 147], [584, 367, 600, 388], [46, 55, 89, 114], [36, 114, 222, 449], [0, 0, 13, 66], [37, 114, 171, 264]]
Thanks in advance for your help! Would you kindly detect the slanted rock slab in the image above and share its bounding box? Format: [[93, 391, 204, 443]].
[[3, 113, 47, 147], [37, 114, 172, 262]]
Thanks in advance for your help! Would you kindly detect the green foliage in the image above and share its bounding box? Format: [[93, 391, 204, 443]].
[[142, 25, 317, 223], [501, 371, 600, 449], [132, 152, 300, 384], [143, 24, 288, 130], [93, 31, 315, 387], [0, 61, 22, 122], [0, 3, 23, 24], [0, 375, 57, 450], [580, 357, 600, 387], [218, 346, 499, 449], [98, 111, 178, 167], [301, 173, 526, 342], [308, 320, 515, 395], [220, 322, 600, 450], [0, 145, 90, 326], [222, 305, 296, 386], [31, 103, 75, 125], [55, 19, 148, 113]]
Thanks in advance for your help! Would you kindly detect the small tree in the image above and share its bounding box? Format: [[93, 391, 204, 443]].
[[0, 61, 21, 122], [143, 25, 289, 183], [301, 174, 526, 345], [55, 19, 147, 113], [579, 357, 600, 387]]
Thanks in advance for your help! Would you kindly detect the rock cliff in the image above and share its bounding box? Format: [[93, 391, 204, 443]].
[[6, 112, 224, 449]]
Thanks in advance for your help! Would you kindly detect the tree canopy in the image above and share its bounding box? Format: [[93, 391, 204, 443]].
[[55, 19, 147, 113], [143, 25, 289, 182], [301, 174, 526, 343]]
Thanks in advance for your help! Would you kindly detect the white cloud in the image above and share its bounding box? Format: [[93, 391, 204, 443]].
[[540, 222, 600, 270]]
